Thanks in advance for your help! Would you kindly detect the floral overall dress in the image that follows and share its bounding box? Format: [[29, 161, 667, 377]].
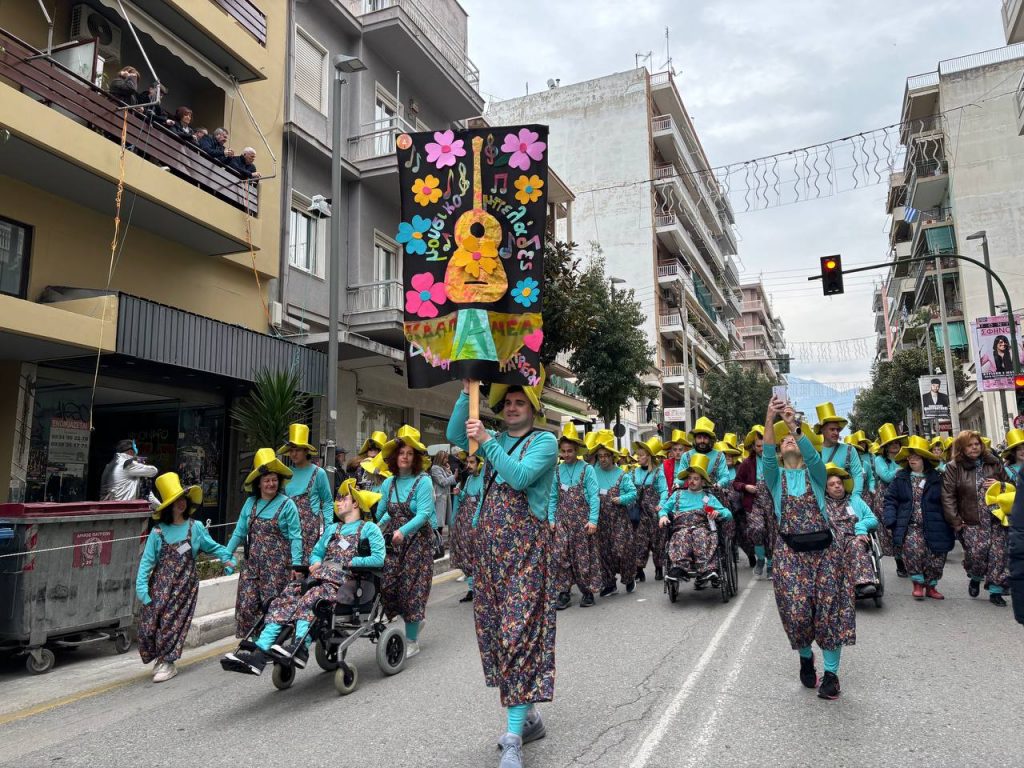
[[771, 470, 856, 651], [292, 469, 325, 564], [235, 500, 292, 638], [598, 474, 635, 587], [960, 473, 1010, 590], [474, 434, 555, 706], [450, 483, 479, 576], [138, 521, 199, 664], [900, 480, 946, 585], [666, 493, 718, 575], [381, 477, 433, 623], [553, 463, 602, 596], [825, 496, 876, 587], [872, 459, 898, 557], [633, 469, 667, 572]]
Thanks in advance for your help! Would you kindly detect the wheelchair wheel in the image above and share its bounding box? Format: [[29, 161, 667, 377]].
[[334, 663, 359, 696], [873, 595, 883, 608], [315, 640, 339, 671], [271, 663, 295, 691], [376, 626, 407, 676], [717, 544, 730, 604], [666, 578, 679, 603]]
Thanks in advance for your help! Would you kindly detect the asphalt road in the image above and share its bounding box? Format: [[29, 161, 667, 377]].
[[2, 551, 1022, 768]]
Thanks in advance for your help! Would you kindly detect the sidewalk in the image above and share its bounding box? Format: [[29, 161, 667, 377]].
[[0, 565, 462, 725]]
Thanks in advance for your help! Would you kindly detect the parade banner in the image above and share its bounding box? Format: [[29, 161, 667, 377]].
[[396, 125, 548, 389], [970, 314, 1024, 392]]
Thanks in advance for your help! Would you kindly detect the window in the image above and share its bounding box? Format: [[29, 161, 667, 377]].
[[356, 401, 405, 454], [0, 217, 31, 299], [374, 85, 398, 156], [288, 195, 325, 277], [294, 27, 328, 113], [373, 232, 399, 283]]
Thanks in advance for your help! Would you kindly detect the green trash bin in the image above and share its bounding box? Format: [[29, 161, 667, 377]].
[[0, 500, 151, 674]]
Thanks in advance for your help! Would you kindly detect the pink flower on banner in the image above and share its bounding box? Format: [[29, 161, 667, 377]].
[[405, 272, 447, 318], [501, 128, 546, 171], [424, 130, 465, 169]]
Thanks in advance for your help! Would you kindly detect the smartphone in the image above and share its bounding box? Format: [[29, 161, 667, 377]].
[[772, 385, 788, 403]]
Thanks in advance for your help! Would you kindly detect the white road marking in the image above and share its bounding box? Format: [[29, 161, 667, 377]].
[[627, 578, 765, 768]]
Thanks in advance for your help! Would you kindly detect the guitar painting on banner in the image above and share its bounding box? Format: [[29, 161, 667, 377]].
[[395, 125, 549, 390]]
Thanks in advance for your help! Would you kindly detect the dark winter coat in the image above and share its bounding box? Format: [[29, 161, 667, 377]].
[[228, 156, 258, 178], [884, 468, 954, 553], [198, 134, 229, 163], [1010, 486, 1024, 625], [108, 76, 140, 106], [941, 453, 1005, 527]]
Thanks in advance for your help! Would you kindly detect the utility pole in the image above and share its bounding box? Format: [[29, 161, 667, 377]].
[[681, 300, 691, 429], [925, 330, 936, 435], [967, 231, 1010, 433], [934, 252, 960, 434]]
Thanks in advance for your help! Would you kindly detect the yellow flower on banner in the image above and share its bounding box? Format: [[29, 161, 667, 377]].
[[412, 175, 442, 206], [451, 235, 499, 278], [513, 174, 544, 205]]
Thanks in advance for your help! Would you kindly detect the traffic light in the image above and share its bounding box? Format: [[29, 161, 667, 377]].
[[1015, 373, 1024, 413], [820, 255, 844, 296]]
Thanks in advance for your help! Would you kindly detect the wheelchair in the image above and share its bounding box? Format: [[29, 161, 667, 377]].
[[853, 529, 885, 609], [663, 514, 738, 605]]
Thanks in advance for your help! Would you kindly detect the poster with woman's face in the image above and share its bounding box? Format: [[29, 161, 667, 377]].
[[971, 315, 1024, 391]]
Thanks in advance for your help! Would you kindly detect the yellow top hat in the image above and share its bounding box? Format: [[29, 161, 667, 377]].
[[689, 416, 717, 441], [985, 481, 1015, 526], [589, 429, 617, 455], [813, 402, 848, 433], [981, 436, 992, 450], [869, 441, 880, 455], [359, 452, 392, 479], [721, 433, 742, 456], [929, 436, 946, 452], [382, 425, 428, 459], [632, 436, 664, 461], [743, 425, 765, 448], [244, 447, 294, 491], [1002, 428, 1024, 460], [895, 435, 938, 466], [488, 367, 546, 416], [715, 439, 742, 457], [845, 430, 869, 451], [677, 452, 711, 483], [664, 428, 692, 448], [277, 423, 317, 455], [152, 472, 202, 517], [824, 463, 854, 494], [336, 477, 382, 516], [559, 423, 588, 450], [773, 419, 816, 445], [583, 431, 600, 455], [358, 431, 389, 456], [740, 446, 750, 461], [876, 423, 907, 449]]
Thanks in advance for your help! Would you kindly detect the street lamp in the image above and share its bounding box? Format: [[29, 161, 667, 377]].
[[966, 230, 1011, 431], [608, 277, 627, 446], [325, 53, 366, 488]]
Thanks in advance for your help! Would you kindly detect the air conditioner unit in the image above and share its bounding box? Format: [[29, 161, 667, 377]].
[[269, 300, 283, 327], [70, 5, 122, 64]]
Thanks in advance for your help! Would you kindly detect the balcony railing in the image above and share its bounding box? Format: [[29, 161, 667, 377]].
[[347, 280, 404, 314], [663, 364, 700, 389], [211, 0, 267, 45], [0, 28, 259, 216], [657, 259, 697, 295], [659, 313, 683, 332]]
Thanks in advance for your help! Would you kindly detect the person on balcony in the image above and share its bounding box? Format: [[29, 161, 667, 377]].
[[198, 128, 235, 164], [229, 147, 261, 179], [109, 66, 141, 106], [142, 83, 174, 126], [171, 107, 197, 143]]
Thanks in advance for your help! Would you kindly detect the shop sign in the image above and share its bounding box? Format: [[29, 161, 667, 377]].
[[48, 418, 90, 464]]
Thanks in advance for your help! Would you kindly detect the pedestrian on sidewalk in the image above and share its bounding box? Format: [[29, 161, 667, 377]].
[[872, 423, 907, 572], [377, 426, 436, 659], [447, 375, 558, 768], [763, 397, 855, 701], [659, 453, 730, 588], [941, 430, 1009, 607], [591, 430, 639, 597], [822, 463, 879, 598], [884, 437, 953, 601], [226, 449, 304, 638], [631, 436, 669, 582], [549, 423, 602, 610], [451, 453, 485, 603], [430, 449, 458, 546], [278, 423, 333, 563], [136, 473, 236, 682]]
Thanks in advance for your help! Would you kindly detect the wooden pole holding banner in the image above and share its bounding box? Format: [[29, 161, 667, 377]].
[[468, 380, 480, 455]]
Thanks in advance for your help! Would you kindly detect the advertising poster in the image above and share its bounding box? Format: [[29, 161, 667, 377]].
[[918, 374, 952, 426], [970, 314, 1024, 392]]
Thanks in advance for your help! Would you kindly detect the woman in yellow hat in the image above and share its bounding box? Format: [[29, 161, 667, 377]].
[[225, 450, 304, 639], [845, 431, 875, 508], [630, 436, 670, 582], [356, 431, 389, 488], [357, 452, 392, 494], [223, 479, 386, 675], [735, 426, 771, 574], [549, 424, 602, 609], [762, 395, 853, 701], [661, 429, 692, 489], [377, 425, 436, 658], [278, 423, 334, 564], [822, 464, 878, 598], [135, 473, 235, 683], [591, 429, 639, 596], [929, 436, 947, 472], [882, 437, 953, 601], [452, 452, 485, 604], [1003, 428, 1024, 484], [871, 423, 907, 570], [658, 453, 731, 588]]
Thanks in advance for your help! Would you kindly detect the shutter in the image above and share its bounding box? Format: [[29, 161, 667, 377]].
[[294, 29, 326, 112]]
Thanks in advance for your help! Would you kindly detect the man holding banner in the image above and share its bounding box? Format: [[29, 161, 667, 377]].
[[398, 125, 556, 767]]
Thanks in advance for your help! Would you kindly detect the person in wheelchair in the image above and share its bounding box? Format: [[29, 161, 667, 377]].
[[222, 479, 385, 676], [659, 453, 731, 588], [823, 463, 878, 598]]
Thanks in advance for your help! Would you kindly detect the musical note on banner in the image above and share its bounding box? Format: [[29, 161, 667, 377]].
[[442, 169, 454, 199], [484, 134, 497, 166], [441, 232, 452, 252], [458, 162, 470, 195], [404, 148, 421, 173], [490, 173, 508, 194]]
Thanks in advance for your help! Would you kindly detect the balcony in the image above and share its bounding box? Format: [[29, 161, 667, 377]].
[[1005, 0, 1024, 44], [659, 312, 684, 337], [0, 29, 257, 256], [654, 213, 724, 306], [906, 158, 949, 211], [662, 364, 701, 399], [345, 280, 404, 346], [913, 255, 959, 305], [346, 0, 483, 118]]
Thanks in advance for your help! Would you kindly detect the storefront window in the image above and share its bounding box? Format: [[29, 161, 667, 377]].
[[356, 401, 406, 452], [27, 385, 92, 502], [419, 414, 450, 450], [176, 407, 225, 513]]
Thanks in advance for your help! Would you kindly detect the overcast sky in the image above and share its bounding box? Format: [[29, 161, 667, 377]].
[[461, 0, 1003, 384]]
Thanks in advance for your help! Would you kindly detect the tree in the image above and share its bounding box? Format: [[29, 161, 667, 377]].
[[703, 363, 775, 436], [540, 240, 605, 367], [231, 367, 310, 450]]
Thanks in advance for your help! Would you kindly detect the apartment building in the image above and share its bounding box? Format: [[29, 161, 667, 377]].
[[875, 42, 1024, 436], [486, 69, 744, 442], [0, 1, 322, 525], [735, 282, 787, 380]]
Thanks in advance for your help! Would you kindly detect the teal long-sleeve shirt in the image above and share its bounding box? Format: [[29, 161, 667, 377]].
[[446, 392, 558, 523], [376, 474, 436, 536], [630, 466, 669, 509], [310, 520, 386, 570], [455, 471, 485, 526], [873, 455, 900, 485], [548, 461, 601, 525], [680, 448, 731, 487], [226, 494, 304, 566], [820, 442, 864, 496], [1006, 464, 1022, 483], [136, 520, 234, 605], [593, 465, 637, 506], [763, 436, 827, 519], [286, 464, 334, 527], [660, 488, 731, 519], [859, 450, 876, 493]]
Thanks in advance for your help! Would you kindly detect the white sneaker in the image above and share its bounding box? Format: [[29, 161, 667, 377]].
[[456, 574, 466, 582], [153, 661, 178, 683], [405, 641, 420, 659]]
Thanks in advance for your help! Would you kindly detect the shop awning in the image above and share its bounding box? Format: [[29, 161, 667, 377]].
[[541, 399, 594, 422]]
